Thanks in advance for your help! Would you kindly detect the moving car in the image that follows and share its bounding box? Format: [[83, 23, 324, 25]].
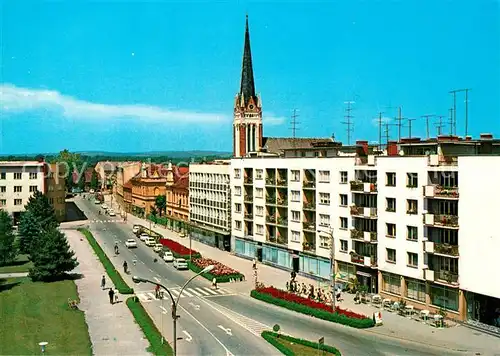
[[163, 251, 174, 262], [108, 209, 116, 217], [173, 258, 188, 270], [132, 225, 140, 234], [94, 200, 101, 204], [125, 239, 137, 248], [145, 237, 156, 247], [153, 243, 163, 253], [140, 233, 149, 242]]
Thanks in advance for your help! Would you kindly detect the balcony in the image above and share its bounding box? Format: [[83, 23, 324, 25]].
[[266, 177, 276, 185], [244, 177, 253, 185], [350, 181, 377, 193], [276, 178, 287, 187], [424, 268, 459, 285], [303, 221, 316, 231], [423, 213, 459, 228], [276, 197, 288, 207], [303, 202, 316, 211], [303, 181, 316, 189], [428, 154, 458, 167], [266, 215, 276, 224], [303, 241, 316, 252], [424, 241, 459, 257], [244, 213, 253, 221], [424, 185, 459, 199], [350, 254, 377, 268], [276, 216, 288, 227], [350, 229, 377, 242], [244, 195, 253, 203], [267, 234, 287, 246], [350, 205, 377, 218]]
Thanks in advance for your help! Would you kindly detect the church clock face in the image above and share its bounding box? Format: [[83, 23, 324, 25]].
[[249, 105, 254, 109]]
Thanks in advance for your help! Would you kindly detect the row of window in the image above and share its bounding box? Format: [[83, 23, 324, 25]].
[[0, 172, 38, 180], [0, 196, 62, 207], [385, 249, 419, 267], [0, 185, 39, 193]]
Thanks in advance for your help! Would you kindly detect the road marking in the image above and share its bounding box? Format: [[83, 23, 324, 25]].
[[180, 289, 193, 297], [201, 287, 219, 295], [154, 277, 161, 283], [218, 325, 233, 336], [188, 288, 203, 297], [182, 330, 193, 342], [149, 268, 154, 273], [137, 294, 149, 302], [170, 289, 181, 297], [194, 287, 211, 296], [188, 302, 200, 310], [147, 292, 156, 300], [159, 306, 168, 315]]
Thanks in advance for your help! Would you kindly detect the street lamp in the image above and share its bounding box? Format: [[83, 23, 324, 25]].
[[317, 227, 336, 312], [132, 264, 214, 355]]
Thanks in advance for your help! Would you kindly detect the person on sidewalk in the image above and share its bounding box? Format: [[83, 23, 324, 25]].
[[123, 261, 128, 274], [101, 275, 106, 290], [108, 288, 115, 304], [114, 288, 119, 303], [212, 278, 218, 290], [252, 258, 257, 270], [155, 284, 161, 299]]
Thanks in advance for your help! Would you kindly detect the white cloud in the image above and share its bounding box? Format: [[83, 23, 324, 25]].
[[263, 114, 286, 126], [0, 84, 227, 123]]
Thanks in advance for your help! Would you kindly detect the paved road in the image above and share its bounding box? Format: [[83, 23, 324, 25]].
[[76, 197, 481, 356]]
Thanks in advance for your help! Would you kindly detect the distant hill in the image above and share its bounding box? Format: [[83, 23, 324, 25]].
[[0, 150, 232, 159]]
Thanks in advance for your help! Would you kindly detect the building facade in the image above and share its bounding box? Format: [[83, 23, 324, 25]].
[[114, 162, 142, 212], [165, 163, 189, 231], [129, 163, 167, 218], [189, 161, 232, 250], [230, 135, 500, 326], [46, 163, 67, 221]]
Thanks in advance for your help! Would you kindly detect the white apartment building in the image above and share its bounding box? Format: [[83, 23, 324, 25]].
[[0, 161, 46, 223], [230, 135, 500, 327], [189, 161, 232, 251]]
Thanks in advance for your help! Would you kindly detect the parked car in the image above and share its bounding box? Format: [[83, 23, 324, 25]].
[[108, 210, 116, 217], [163, 251, 174, 262], [153, 243, 163, 253], [125, 239, 137, 248], [132, 225, 140, 234], [94, 200, 101, 204], [145, 237, 156, 247], [173, 258, 188, 270], [140, 233, 149, 242], [179, 232, 186, 238], [101, 204, 108, 210]]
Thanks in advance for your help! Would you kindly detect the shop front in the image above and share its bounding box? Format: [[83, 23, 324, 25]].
[[466, 291, 500, 330], [188, 224, 231, 251], [233, 237, 258, 259], [356, 266, 378, 294]]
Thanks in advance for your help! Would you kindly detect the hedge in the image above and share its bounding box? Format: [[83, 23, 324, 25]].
[[261, 331, 341, 356], [187, 261, 245, 283], [126, 297, 173, 355], [251, 290, 374, 329], [78, 228, 134, 294]]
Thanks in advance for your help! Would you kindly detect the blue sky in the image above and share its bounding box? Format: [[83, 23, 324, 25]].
[[1, 0, 499, 154]]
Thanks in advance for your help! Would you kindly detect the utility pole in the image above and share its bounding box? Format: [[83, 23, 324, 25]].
[[407, 117, 416, 139], [342, 101, 355, 145], [377, 112, 384, 151], [421, 114, 435, 139], [436, 115, 445, 136]]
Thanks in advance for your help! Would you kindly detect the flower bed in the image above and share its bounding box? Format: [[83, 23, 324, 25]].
[[251, 286, 374, 329], [189, 257, 244, 283], [261, 331, 341, 356], [158, 238, 201, 259]]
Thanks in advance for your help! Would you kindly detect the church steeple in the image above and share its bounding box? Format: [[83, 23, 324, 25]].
[[233, 15, 263, 158], [240, 15, 256, 103]]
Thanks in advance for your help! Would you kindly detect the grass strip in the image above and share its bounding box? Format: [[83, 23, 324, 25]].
[[0, 254, 33, 274], [251, 290, 375, 329], [261, 331, 341, 356], [187, 261, 244, 283], [126, 297, 174, 356], [78, 228, 134, 294]]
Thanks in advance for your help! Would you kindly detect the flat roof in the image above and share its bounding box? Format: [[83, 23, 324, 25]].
[[0, 161, 44, 166]]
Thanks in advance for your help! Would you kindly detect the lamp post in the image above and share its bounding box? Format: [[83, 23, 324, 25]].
[[133, 264, 214, 356], [318, 227, 336, 312]]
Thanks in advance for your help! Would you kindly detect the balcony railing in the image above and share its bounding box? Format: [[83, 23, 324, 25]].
[[436, 270, 459, 284], [267, 235, 287, 245], [303, 202, 316, 210], [266, 215, 276, 223], [350, 229, 364, 240], [303, 241, 315, 251], [351, 254, 377, 267], [266, 196, 276, 204], [276, 197, 288, 206], [435, 243, 459, 256], [350, 181, 377, 193], [350, 181, 364, 191], [350, 229, 377, 242], [244, 213, 253, 220], [244, 195, 253, 203], [350, 205, 377, 217], [435, 185, 459, 198], [276, 217, 288, 226], [303, 181, 316, 189], [432, 214, 459, 227], [276, 179, 287, 187], [351, 253, 365, 264], [244, 177, 253, 184], [266, 177, 276, 185], [303, 222, 316, 231]]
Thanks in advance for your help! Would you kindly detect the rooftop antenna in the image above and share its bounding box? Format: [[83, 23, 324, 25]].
[[421, 114, 436, 139], [448, 108, 454, 135], [406, 117, 416, 139], [376, 112, 384, 151], [342, 101, 355, 145], [436, 115, 445, 136], [450, 88, 472, 137], [449, 90, 458, 135], [383, 122, 397, 147], [395, 107, 405, 142], [290, 108, 300, 150]]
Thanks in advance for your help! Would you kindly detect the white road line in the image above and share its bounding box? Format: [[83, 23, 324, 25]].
[[213, 288, 227, 295], [170, 289, 181, 297], [137, 294, 149, 302], [159, 305, 168, 315], [154, 277, 161, 283], [187, 288, 203, 297], [194, 287, 211, 296], [147, 292, 156, 300], [201, 287, 219, 295], [180, 289, 193, 297], [149, 268, 154, 273]]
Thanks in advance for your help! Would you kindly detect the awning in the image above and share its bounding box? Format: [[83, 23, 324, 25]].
[[356, 271, 373, 278]]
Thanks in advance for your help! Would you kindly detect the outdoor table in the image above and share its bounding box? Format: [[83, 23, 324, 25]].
[[420, 309, 430, 323], [405, 305, 414, 317], [391, 302, 400, 312], [433, 314, 444, 328], [382, 298, 392, 309], [372, 294, 381, 305]]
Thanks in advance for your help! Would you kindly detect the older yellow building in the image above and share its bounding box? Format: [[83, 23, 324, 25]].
[[164, 163, 189, 232], [45, 163, 66, 221], [129, 163, 167, 218]]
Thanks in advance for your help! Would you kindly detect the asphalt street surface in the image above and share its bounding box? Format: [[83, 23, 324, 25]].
[[76, 197, 474, 356]]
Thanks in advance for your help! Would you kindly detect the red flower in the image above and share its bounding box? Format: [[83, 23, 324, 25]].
[[159, 238, 198, 256], [256, 286, 368, 320], [192, 257, 242, 277]]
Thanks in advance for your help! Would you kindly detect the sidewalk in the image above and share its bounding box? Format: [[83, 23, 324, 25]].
[[0, 272, 29, 278], [64, 228, 151, 355], [122, 211, 500, 355]]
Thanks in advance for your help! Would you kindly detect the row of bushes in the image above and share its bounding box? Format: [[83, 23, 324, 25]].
[[126, 297, 173, 355], [251, 290, 375, 329], [261, 331, 341, 356], [187, 261, 244, 283], [78, 228, 134, 294]]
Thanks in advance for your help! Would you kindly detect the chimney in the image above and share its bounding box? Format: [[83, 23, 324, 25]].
[[356, 140, 368, 155], [387, 141, 399, 156], [480, 133, 493, 140]]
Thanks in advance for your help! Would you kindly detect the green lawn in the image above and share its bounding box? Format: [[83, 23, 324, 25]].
[[271, 335, 338, 355], [0, 278, 92, 355], [0, 254, 33, 274], [261, 331, 341, 356]]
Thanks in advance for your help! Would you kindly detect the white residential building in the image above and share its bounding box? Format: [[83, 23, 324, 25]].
[[0, 161, 46, 223], [189, 161, 232, 251], [230, 135, 500, 327]]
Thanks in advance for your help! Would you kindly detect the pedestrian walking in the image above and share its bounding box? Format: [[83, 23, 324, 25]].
[[114, 289, 119, 303], [252, 258, 256, 270], [108, 288, 115, 304], [212, 277, 218, 290], [155, 284, 161, 299], [101, 275, 106, 289]]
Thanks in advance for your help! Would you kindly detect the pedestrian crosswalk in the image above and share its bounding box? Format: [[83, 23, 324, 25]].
[[136, 286, 235, 302], [89, 219, 126, 224]]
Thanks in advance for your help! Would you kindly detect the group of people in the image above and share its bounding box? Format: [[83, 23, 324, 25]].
[[101, 275, 119, 304], [285, 271, 342, 305]]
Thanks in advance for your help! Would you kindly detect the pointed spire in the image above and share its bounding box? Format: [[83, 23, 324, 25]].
[[239, 15, 256, 103]]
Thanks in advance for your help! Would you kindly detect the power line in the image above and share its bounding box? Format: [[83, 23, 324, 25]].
[[421, 114, 436, 139], [342, 101, 355, 145]]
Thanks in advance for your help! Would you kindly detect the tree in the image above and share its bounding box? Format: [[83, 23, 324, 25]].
[[18, 210, 42, 254], [24, 191, 59, 230], [90, 170, 99, 190], [29, 227, 79, 281], [155, 195, 167, 217], [0, 211, 17, 266]]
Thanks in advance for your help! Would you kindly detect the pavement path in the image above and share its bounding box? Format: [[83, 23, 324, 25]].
[[63, 228, 151, 356], [0, 272, 29, 278]]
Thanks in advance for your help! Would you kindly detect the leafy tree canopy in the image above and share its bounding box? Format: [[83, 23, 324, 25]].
[[0, 210, 17, 266], [154, 195, 167, 217]]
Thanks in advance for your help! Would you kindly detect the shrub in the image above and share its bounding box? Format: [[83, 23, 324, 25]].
[[158, 238, 201, 259], [261, 331, 341, 356], [251, 289, 374, 329], [188, 261, 244, 283], [78, 228, 134, 294], [126, 297, 173, 355]]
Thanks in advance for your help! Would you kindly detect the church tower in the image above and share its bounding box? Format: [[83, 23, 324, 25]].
[[233, 15, 263, 158]]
